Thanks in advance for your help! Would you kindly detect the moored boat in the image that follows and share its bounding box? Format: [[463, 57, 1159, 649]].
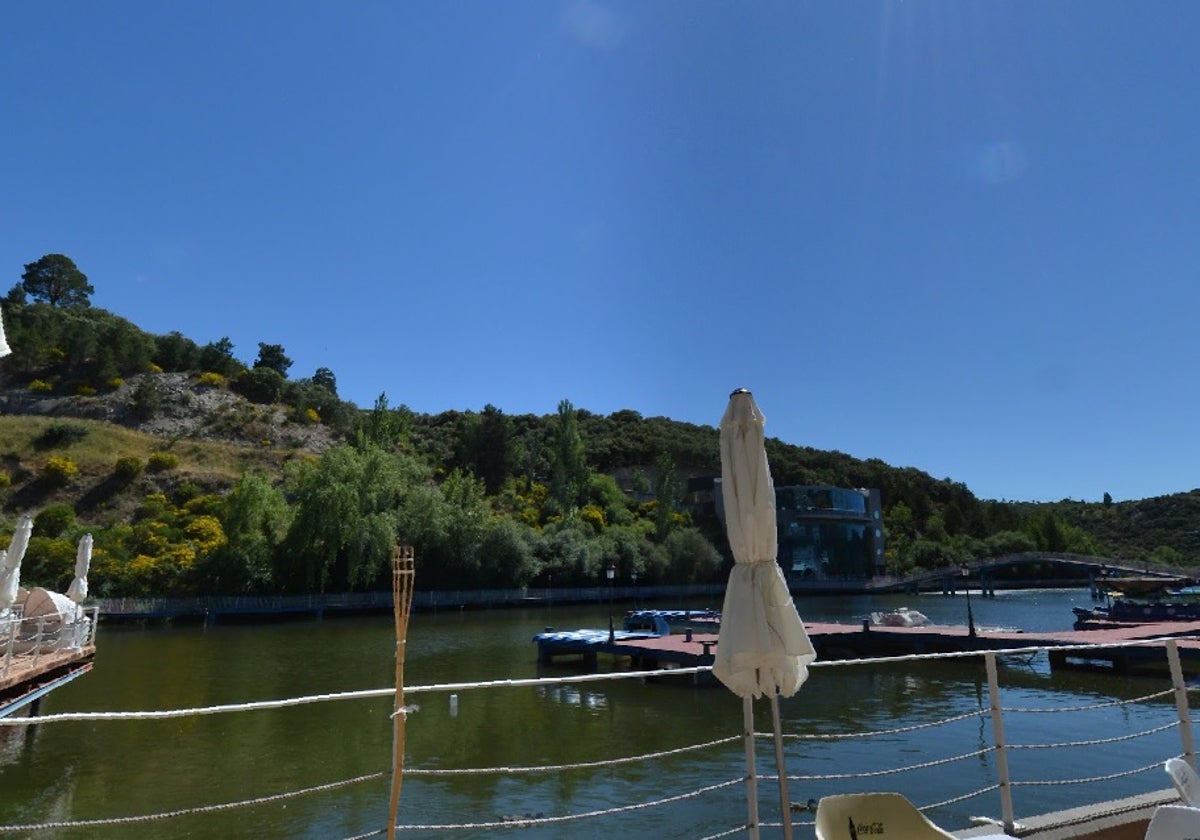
[[870, 606, 929, 627]]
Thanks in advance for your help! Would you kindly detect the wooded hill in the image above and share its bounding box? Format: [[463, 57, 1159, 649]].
[[0, 255, 1196, 597]]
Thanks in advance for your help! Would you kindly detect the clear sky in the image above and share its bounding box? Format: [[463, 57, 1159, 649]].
[[3, 2, 1198, 504]]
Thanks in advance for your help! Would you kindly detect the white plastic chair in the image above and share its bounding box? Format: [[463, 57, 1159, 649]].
[[1166, 758, 1200, 807], [1144, 804, 1200, 840], [814, 793, 957, 840]]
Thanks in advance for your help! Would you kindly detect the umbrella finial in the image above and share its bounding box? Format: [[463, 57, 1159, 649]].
[[729, 387, 751, 398]]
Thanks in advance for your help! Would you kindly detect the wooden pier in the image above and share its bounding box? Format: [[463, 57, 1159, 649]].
[[535, 617, 1200, 679], [1, 644, 95, 717]]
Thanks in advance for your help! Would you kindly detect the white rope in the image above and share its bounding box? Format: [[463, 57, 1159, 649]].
[[1013, 759, 1164, 787], [389, 777, 745, 831], [787, 747, 992, 781], [921, 785, 1002, 810], [405, 735, 742, 775], [1003, 687, 1173, 713], [695, 825, 751, 840], [0, 667, 712, 726], [769, 709, 986, 741], [4, 637, 1188, 728], [0, 771, 387, 834], [1010, 719, 1179, 750]]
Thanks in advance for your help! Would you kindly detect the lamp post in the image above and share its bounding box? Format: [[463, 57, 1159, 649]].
[[606, 563, 616, 642], [961, 564, 977, 639], [631, 569, 639, 611]]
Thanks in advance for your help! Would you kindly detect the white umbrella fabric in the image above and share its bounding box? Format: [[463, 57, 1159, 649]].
[[0, 516, 33, 615], [714, 389, 816, 839], [0, 550, 14, 615], [67, 533, 93, 603], [0, 305, 11, 358], [8, 515, 32, 568]]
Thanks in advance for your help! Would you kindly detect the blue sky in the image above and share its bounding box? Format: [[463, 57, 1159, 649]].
[[3, 1, 1198, 504]]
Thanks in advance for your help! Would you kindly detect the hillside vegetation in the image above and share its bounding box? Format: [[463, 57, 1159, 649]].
[[0, 254, 1196, 597]]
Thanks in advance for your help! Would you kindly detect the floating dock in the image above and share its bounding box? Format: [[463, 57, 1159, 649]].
[[535, 612, 1200, 679]]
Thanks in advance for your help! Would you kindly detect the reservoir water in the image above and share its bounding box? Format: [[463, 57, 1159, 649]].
[[0, 588, 1187, 839]]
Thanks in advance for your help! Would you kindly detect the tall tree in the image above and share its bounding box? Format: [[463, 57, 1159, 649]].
[[254, 342, 293, 376], [312, 366, 337, 395], [283, 443, 404, 591], [549, 399, 589, 514], [21, 254, 94, 307], [359, 392, 412, 449], [654, 452, 680, 540], [199, 337, 240, 377]]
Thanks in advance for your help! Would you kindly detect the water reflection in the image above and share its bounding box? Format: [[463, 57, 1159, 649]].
[[0, 590, 1182, 839]]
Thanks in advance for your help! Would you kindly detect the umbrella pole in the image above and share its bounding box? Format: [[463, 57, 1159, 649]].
[[742, 696, 760, 839], [770, 692, 793, 840]]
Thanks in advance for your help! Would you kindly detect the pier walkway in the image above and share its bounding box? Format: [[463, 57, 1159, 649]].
[[536, 616, 1200, 678]]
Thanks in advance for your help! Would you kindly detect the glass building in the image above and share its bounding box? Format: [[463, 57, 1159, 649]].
[[715, 482, 885, 585], [775, 486, 884, 583]]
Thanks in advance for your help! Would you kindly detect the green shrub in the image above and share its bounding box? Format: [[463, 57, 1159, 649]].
[[113, 456, 144, 482], [106, 377, 125, 390], [146, 452, 180, 473], [41, 456, 78, 485], [29, 379, 54, 393], [75, 384, 97, 396], [34, 503, 76, 538], [34, 423, 89, 450], [233, 367, 284, 404], [0, 472, 10, 490], [131, 377, 163, 422]]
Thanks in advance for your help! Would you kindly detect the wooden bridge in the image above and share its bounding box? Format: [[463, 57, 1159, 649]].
[[861, 552, 1189, 597]]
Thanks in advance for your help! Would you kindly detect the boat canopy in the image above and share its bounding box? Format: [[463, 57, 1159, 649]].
[[22, 587, 85, 623]]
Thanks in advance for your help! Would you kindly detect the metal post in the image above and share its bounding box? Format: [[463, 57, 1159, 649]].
[[606, 563, 616, 643], [31, 616, 46, 669], [1166, 640, 1197, 769], [742, 696, 760, 839], [985, 653, 1015, 833], [961, 565, 977, 638], [1, 617, 16, 678]]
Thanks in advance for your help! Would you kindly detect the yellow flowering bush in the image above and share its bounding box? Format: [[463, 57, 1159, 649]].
[[146, 452, 180, 472], [41, 456, 78, 485]]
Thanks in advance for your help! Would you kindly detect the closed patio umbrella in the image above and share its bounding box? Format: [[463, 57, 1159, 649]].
[[8, 515, 32, 568], [0, 305, 11, 358], [0, 516, 33, 615], [714, 389, 816, 839], [67, 533, 92, 603], [0, 550, 14, 616]]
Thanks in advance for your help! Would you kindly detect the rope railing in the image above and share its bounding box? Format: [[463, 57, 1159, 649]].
[[1010, 720, 1180, 750], [1, 636, 1194, 838]]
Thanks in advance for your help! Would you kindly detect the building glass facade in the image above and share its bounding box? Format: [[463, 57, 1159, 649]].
[[775, 485, 884, 583], [713, 480, 886, 585]]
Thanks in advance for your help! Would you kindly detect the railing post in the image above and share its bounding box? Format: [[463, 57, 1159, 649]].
[[985, 652, 1016, 833], [1, 617, 16, 678], [31, 616, 46, 668], [1166, 640, 1197, 769]]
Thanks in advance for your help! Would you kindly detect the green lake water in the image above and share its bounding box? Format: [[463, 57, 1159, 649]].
[[0, 588, 1186, 839]]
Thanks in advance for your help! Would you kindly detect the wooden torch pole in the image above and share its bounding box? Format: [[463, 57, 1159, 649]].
[[387, 545, 415, 840]]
